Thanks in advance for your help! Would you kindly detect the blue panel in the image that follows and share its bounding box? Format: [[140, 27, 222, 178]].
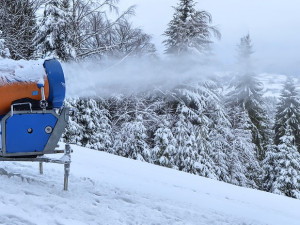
[[32, 90, 39, 96], [6, 114, 57, 153], [43, 59, 66, 108]]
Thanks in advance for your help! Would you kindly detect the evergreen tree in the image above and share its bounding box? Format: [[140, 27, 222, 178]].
[[262, 143, 278, 192], [195, 124, 217, 179], [237, 33, 253, 61], [272, 125, 300, 199], [152, 121, 177, 168], [172, 107, 199, 174], [0, 30, 10, 58], [229, 105, 262, 188], [63, 98, 84, 145], [97, 107, 113, 152], [35, 0, 75, 61], [0, 0, 37, 59], [64, 98, 113, 152], [228, 35, 271, 160], [163, 0, 220, 56], [116, 115, 151, 162], [274, 79, 300, 152], [80, 99, 110, 151], [209, 107, 232, 183], [171, 81, 221, 178]]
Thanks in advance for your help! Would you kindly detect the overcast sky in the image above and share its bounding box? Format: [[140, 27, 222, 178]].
[[118, 0, 300, 75]]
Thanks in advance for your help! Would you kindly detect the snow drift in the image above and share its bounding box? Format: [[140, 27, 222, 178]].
[[0, 59, 46, 84]]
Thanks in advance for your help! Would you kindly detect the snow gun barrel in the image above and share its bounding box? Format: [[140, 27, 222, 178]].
[[0, 59, 69, 157]]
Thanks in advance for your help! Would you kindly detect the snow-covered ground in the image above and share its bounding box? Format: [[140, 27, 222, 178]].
[[0, 145, 299, 225], [258, 73, 300, 97]]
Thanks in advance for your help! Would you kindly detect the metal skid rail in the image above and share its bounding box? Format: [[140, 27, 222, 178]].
[[0, 144, 72, 191]]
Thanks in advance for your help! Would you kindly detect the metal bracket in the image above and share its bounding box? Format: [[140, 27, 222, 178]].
[[0, 143, 72, 191], [10, 102, 32, 117]]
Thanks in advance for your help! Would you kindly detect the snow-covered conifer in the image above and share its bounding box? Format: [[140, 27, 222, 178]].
[[152, 121, 177, 168], [97, 107, 113, 152], [163, 0, 221, 56], [228, 36, 271, 160], [172, 106, 199, 174], [80, 99, 109, 151], [35, 0, 75, 61], [0, 31, 10, 58], [63, 98, 84, 145], [229, 105, 262, 188], [274, 78, 300, 152], [117, 115, 151, 162], [194, 124, 217, 179], [209, 107, 232, 183], [64, 98, 112, 152], [272, 125, 300, 198], [262, 144, 278, 192], [237, 34, 253, 61], [171, 81, 219, 178]]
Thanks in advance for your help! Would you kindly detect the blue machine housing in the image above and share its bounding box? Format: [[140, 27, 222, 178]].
[[6, 113, 58, 153], [44, 59, 66, 108]]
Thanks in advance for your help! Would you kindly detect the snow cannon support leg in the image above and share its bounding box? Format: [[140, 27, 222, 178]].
[[63, 144, 71, 191], [39, 162, 43, 175]]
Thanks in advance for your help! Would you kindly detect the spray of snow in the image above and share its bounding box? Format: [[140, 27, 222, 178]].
[[62, 56, 227, 98]]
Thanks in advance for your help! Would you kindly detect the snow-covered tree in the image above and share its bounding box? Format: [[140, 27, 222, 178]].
[[152, 121, 177, 168], [63, 98, 113, 152], [228, 36, 271, 160], [194, 124, 216, 179], [209, 105, 232, 183], [172, 107, 199, 174], [35, 0, 75, 61], [228, 105, 262, 188], [0, 0, 37, 59], [0, 30, 10, 58], [81, 99, 111, 151], [109, 19, 156, 58], [96, 107, 113, 152], [171, 81, 220, 178], [272, 125, 300, 199], [115, 115, 151, 162], [262, 144, 278, 192], [237, 33, 254, 61], [63, 98, 84, 145], [274, 79, 300, 152], [163, 0, 221, 56], [69, 0, 136, 59]]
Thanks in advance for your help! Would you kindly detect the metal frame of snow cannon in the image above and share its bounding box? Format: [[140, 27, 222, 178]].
[[0, 58, 73, 191], [0, 143, 72, 191]]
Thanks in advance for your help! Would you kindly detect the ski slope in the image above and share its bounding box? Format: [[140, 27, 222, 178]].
[[0, 145, 299, 225]]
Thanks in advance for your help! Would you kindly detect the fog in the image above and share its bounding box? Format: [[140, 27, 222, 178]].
[[118, 0, 300, 75], [62, 1, 300, 98]]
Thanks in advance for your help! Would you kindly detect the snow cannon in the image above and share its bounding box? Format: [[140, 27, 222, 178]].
[[0, 58, 70, 157]]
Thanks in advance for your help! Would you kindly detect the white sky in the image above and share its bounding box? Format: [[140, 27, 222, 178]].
[[118, 0, 300, 75]]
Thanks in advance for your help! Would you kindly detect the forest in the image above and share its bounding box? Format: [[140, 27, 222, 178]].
[[1, 0, 300, 199]]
